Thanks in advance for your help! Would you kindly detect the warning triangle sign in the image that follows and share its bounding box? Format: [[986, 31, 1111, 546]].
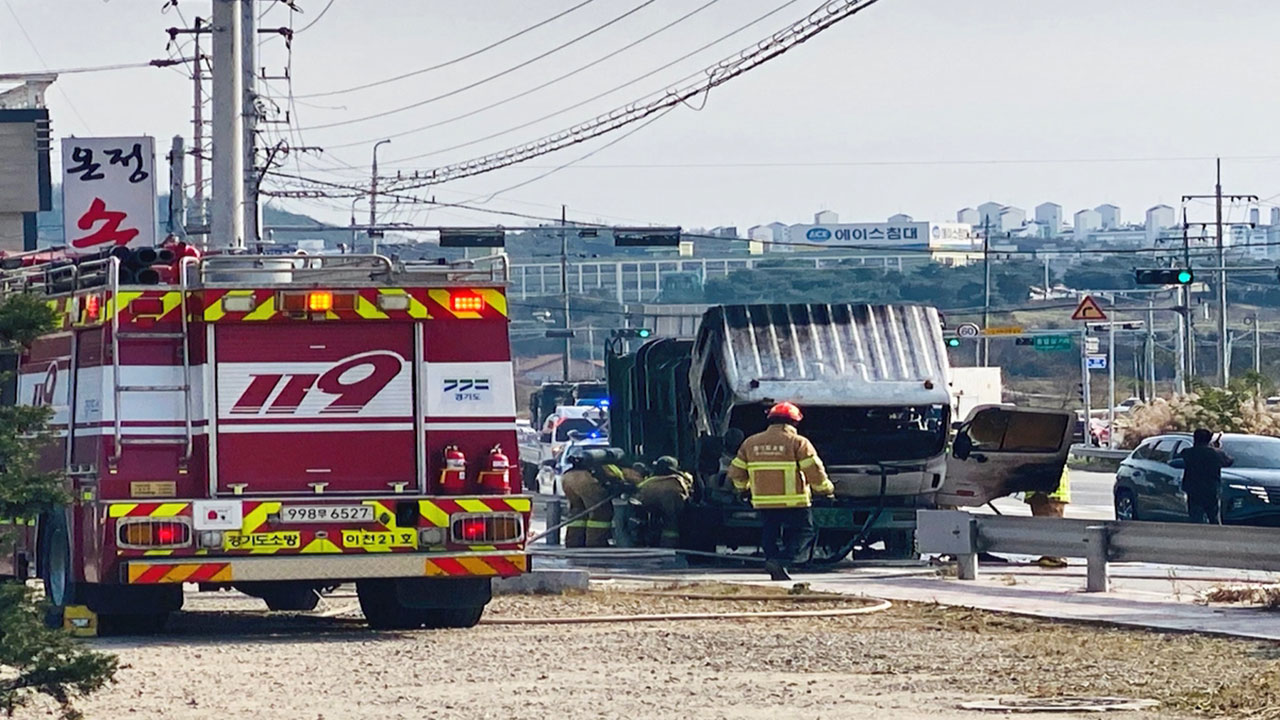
[[1071, 295, 1108, 321]]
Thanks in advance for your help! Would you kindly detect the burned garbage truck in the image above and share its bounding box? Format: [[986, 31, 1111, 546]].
[[606, 303, 1071, 562]]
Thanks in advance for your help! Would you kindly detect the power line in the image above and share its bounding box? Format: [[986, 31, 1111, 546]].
[[295, 0, 337, 34], [472, 105, 679, 204], [297, 0, 598, 98], [297, 0, 658, 131], [381, 0, 887, 191], [481, 154, 1280, 170], [362, 0, 807, 160], [317, 0, 722, 153], [2, 0, 93, 131]]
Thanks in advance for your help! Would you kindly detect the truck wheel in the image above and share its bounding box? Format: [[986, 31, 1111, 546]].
[[38, 511, 77, 629], [421, 605, 485, 629], [357, 578, 491, 630], [83, 585, 182, 636], [357, 579, 425, 630]]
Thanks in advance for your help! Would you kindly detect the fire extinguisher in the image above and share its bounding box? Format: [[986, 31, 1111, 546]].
[[439, 444, 468, 494], [477, 445, 511, 494]]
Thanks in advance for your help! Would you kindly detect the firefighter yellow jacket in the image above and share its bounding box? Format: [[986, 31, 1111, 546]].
[[727, 423, 834, 509]]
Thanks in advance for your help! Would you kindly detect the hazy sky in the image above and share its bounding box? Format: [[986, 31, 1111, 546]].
[[4, 0, 1279, 232]]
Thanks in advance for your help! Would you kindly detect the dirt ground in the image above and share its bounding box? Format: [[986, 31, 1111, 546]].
[[52, 582, 1280, 720]]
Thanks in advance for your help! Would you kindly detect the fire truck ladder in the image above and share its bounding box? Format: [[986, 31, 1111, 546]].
[[109, 261, 194, 472]]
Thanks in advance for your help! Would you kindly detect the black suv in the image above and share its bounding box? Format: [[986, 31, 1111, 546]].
[[1113, 433, 1280, 525]]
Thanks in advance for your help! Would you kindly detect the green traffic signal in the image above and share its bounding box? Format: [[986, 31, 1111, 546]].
[[636, 328, 652, 338], [946, 337, 961, 348], [1135, 268, 1193, 285]]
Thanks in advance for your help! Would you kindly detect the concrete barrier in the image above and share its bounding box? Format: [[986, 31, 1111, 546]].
[[492, 569, 590, 595]]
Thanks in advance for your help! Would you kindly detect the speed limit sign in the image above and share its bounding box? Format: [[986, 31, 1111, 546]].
[[955, 323, 980, 338]]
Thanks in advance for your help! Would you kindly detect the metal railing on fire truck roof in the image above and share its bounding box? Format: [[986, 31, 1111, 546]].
[[0, 247, 511, 296]]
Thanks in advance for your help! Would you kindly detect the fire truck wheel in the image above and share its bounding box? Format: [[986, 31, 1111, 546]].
[[355, 579, 424, 629], [355, 578, 490, 630], [420, 605, 485, 629], [38, 511, 78, 629]]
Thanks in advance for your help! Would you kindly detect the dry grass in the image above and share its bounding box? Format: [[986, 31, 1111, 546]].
[[1203, 584, 1280, 609]]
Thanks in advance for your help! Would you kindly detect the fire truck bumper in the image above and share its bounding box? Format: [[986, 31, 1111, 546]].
[[123, 551, 528, 584]]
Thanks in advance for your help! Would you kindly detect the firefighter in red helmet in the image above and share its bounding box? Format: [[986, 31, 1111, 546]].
[[727, 402, 834, 581]]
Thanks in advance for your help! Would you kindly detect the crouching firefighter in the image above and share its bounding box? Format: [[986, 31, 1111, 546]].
[[728, 402, 834, 581], [562, 448, 635, 547], [633, 456, 693, 548]]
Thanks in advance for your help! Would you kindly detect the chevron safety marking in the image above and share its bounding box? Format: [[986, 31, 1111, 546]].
[[239, 501, 282, 534], [424, 554, 526, 577], [419, 497, 531, 525], [107, 502, 190, 518], [127, 562, 231, 584], [114, 291, 185, 324]]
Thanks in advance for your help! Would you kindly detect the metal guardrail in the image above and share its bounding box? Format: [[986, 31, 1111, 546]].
[[1070, 444, 1130, 461], [917, 510, 1280, 592]]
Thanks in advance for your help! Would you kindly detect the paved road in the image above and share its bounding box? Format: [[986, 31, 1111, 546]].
[[988, 469, 1115, 520]]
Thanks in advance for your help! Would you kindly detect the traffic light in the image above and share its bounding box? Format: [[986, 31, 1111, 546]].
[[611, 328, 653, 339], [1134, 268, 1193, 285], [945, 336, 961, 348]]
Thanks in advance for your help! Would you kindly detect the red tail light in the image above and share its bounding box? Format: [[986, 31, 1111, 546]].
[[118, 520, 192, 548], [451, 513, 523, 544], [458, 518, 487, 541]]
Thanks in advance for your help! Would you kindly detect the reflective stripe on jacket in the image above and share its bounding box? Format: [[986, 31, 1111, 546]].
[[638, 471, 692, 497], [1025, 464, 1071, 504], [726, 423, 833, 509]]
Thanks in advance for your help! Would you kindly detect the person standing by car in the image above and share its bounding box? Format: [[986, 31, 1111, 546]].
[[1179, 428, 1235, 524]]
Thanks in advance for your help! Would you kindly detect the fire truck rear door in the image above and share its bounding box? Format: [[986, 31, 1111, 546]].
[[212, 324, 416, 495]]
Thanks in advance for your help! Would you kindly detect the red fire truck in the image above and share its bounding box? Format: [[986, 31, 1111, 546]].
[[0, 247, 529, 632]]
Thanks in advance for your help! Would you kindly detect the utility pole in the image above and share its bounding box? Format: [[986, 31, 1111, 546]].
[[210, 0, 244, 249], [1181, 159, 1258, 387], [241, 0, 259, 246], [560, 204, 571, 382], [1080, 325, 1092, 442], [191, 17, 206, 230], [981, 217, 991, 366], [1215, 158, 1225, 386], [1108, 319, 1117, 449], [167, 136, 186, 237], [1145, 299, 1156, 400], [1251, 312, 1262, 378], [369, 139, 390, 255]]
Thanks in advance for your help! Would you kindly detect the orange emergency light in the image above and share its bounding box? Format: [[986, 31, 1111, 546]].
[[450, 293, 485, 313], [307, 291, 334, 312]]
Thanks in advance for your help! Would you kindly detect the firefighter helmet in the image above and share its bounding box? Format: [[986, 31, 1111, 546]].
[[766, 402, 803, 424], [654, 456, 680, 474]]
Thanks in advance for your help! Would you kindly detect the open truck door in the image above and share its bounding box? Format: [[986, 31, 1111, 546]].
[[937, 404, 1073, 506]]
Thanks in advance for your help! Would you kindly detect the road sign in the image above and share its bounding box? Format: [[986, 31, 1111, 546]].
[[1087, 354, 1108, 370], [61, 136, 157, 255], [955, 322, 980, 338], [1086, 337, 1100, 354], [1033, 335, 1073, 352], [440, 229, 505, 247], [1071, 295, 1108, 321], [984, 325, 1023, 336]]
